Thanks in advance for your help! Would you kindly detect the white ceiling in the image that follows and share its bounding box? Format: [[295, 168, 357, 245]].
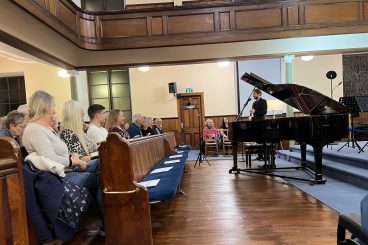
[[0, 42, 44, 64]]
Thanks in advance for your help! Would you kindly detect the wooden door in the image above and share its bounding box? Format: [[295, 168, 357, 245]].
[[177, 93, 205, 149]]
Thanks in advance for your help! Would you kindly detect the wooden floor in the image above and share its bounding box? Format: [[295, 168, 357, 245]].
[[68, 160, 339, 245]]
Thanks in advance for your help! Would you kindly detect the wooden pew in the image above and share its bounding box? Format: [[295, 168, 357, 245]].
[[0, 136, 29, 245], [99, 132, 184, 245]]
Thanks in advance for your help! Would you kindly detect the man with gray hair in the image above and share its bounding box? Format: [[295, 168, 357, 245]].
[[127, 113, 143, 138]]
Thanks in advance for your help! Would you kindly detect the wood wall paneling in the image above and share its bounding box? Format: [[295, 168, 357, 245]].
[[220, 12, 230, 31], [167, 14, 215, 34], [151, 17, 163, 35], [162, 115, 237, 134], [287, 6, 299, 26], [56, 1, 77, 32], [161, 118, 179, 133], [235, 8, 282, 29], [101, 18, 148, 38], [364, 2, 368, 21], [80, 18, 96, 38], [185, 133, 192, 146], [33, 0, 46, 9], [10, 0, 368, 51], [305, 2, 359, 24], [48, 0, 56, 16]]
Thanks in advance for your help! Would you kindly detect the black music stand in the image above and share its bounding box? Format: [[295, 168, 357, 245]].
[[337, 96, 363, 152], [194, 109, 210, 168]]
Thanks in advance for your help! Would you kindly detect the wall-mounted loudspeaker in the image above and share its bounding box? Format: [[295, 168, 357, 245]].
[[168, 82, 177, 94]]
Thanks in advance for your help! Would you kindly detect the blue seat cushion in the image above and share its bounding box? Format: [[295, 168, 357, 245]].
[[142, 156, 186, 202]]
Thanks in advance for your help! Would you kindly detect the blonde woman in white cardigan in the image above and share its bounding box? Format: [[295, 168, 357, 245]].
[[23, 90, 86, 171]]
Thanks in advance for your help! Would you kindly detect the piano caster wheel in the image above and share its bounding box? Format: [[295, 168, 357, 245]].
[[309, 179, 315, 186]]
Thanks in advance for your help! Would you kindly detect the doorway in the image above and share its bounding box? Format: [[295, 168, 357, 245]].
[[177, 93, 205, 149]]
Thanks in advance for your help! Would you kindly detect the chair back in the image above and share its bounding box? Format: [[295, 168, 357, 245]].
[[206, 133, 217, 142], [220, 129, 229, 137]]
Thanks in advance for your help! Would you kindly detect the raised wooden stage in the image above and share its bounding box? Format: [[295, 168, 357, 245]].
[[67, 160, 338, 245]]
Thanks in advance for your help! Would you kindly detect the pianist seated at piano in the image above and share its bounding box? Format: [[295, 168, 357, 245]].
[[250, 88, 267, 121]]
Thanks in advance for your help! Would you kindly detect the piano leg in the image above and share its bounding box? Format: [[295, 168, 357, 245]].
[[300, 143, 307, 168], [263, 143, 268, 169], [229, 142, 240, 173], [311, 143, 327, 184]]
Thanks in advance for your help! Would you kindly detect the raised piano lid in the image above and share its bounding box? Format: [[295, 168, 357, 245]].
[[241, 72, 350, 115]]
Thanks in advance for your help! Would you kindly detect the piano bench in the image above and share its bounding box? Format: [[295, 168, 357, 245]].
[[243, 143, 265, 165]]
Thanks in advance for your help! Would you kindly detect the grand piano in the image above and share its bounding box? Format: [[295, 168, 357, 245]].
[[229, 72, 350, 184]]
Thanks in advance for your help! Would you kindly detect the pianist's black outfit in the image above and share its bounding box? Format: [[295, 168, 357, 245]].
[[252, 98, 267, 121], [252, 98, 268, 161]]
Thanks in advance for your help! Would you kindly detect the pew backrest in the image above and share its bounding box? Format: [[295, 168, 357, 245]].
[[98, 132, 179, 245], [0, 136, 29, 245]]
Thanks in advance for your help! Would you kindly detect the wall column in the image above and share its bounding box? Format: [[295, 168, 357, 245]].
[[70, 76, 78, 100]]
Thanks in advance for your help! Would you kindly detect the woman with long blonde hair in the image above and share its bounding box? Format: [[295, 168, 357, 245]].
[[105, 109, 129, 139], [23, 91, 85, 168], [60, 100, 98, 162]]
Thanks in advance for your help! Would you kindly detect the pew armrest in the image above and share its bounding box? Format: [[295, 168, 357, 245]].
[[338, 213, 368, 244]]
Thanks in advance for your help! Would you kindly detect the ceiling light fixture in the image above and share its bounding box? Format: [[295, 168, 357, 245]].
[[217, 61, 230, 67], [138, 66, 150, 72], [301, 55, 314, 61], [58, 69, 70, 78]]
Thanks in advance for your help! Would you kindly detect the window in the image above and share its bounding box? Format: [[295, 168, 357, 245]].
[[0, 76, 26, 116], [87, 69, 132, 122]]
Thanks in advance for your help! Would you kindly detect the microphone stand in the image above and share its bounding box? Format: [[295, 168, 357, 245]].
[[235, 88, 254, 121], [235, 88, 254, 163]]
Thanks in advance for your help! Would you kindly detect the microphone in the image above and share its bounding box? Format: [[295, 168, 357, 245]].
[[333, 81, 343, 90]]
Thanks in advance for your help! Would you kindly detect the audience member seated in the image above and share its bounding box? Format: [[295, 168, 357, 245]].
[[152, 118, 164, 134], [22, 91, 92, 243], [59, 100, 103, 227], [0, 116, 5, 129], [203, 119, 220, 155], [60, 100, 98, 162], [220, 117, 229, 132], [17, 104, 28, 114], [51, 114, 59, 133], [0, 110, 27, 158], [102, 110, 110, 128], [124, 122, 130, 131], [142, 116, 155, 136], [105, 109, 130, 139], [128, 113, 144, 138], [203, 119, 219, 141], [0, 110, 25, 143], [87, 104, 108, 146]]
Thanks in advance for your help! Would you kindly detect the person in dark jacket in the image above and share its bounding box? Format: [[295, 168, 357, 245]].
[[0, 110, 26, 142], [0, 111, 27, 158], [250, 89, 268, 161], [128, 113, 143, 138], [250, 89, 267, 121]]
